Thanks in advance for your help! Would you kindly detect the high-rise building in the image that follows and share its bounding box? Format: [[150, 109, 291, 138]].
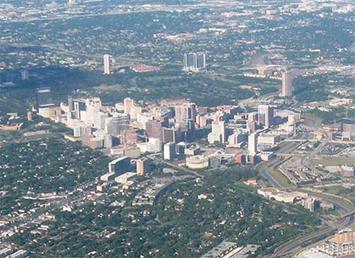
[[182, 53, 206, 72], [27, 111, 33, 121], [247, 120, 257, 133], [103, 54, 111, 75], [196, 114, 208, 128], [123, 97, 134, 115], [105, 113, 130, 136], [145, 119, 162, 139], [21, 70, 29, 80], [281, 71, 293, 97], [208, 121, 226, 144], [258, 105, 274, 128], [68, 97, 86, 120], [228, 130, 246, 147], [163, 127, 177, 143], [108, 156, 131, 175], [183, 53, 188, 69], [164, 142, 176, 160], [197, 53, 206, 69], [136, 158, 148, 176], [68, 0, 76, 5], [36, 87, 54, 108], [248, 133, 258, 155], [175, 102, 196, 125], [85, 98, 102, 127]]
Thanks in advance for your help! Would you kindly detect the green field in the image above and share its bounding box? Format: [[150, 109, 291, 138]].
[[310, 157, 355, 166], [319, 185, 355, 206]]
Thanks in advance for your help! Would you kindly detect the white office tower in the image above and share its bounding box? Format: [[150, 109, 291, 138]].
[[281, 71, 293, 97], [103, 54, 111, 75], [123, 97, 134, 114], [68, 0, 76, 5], [164, 142, 176, 160], [258, 105, 274, 128], [248, 133, 258, 155], [208, 121, 226, 144], [85, 98, 102, 127]]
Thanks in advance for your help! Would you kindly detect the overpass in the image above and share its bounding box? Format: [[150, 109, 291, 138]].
[[342, 210, 355, 219]]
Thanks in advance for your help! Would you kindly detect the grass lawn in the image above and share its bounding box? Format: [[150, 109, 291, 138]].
[[310, 157, 355, 166], [270, 167, 293, 188], [319, 185, 355, 206]]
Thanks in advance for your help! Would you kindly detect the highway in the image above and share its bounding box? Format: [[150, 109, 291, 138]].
[[272, 212, 354, 258], [257, 141, 300, 189], [258, 143, 355, 258]]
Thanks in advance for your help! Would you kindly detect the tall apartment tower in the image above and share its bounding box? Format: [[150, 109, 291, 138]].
[[183, 53, 206, 72], [281, 71, 293, 97], [183, 53, 188, 69], [103, 54, 111, 75]]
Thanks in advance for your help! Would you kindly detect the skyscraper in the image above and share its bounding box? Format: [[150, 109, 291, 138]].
[[103, 54, 111, 75], [208, 121, 226, 144], [36, 87, 54, 108], [197, 53, 206, 69], [248, 133, 258, 155], [281, 71, 293, 97], [182, 53, 207, 72], [183, 53, 188, 69], [105, 113, 130, 136], [145, 119, 163, 139], [175, 102, 196, 125], [258, 105, 274, 128], [136, 158, 148, 176], [21, 70, 29, 80], [164, 142, 176, 160], [162, 127, 178, 143]]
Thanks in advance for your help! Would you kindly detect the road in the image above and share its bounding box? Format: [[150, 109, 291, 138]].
[[259, 143, 355, 257], [147, 155, 204, 178], [272, 211, 354, 258], [257, 141, 300, 189]]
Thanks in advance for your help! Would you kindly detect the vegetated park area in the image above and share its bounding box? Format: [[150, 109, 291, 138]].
[[0, 66, 280, 116], [7, 157, 321, 257]]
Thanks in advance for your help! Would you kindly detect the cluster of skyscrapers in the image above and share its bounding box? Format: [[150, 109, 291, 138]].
[[36, 87, 300, 170]]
